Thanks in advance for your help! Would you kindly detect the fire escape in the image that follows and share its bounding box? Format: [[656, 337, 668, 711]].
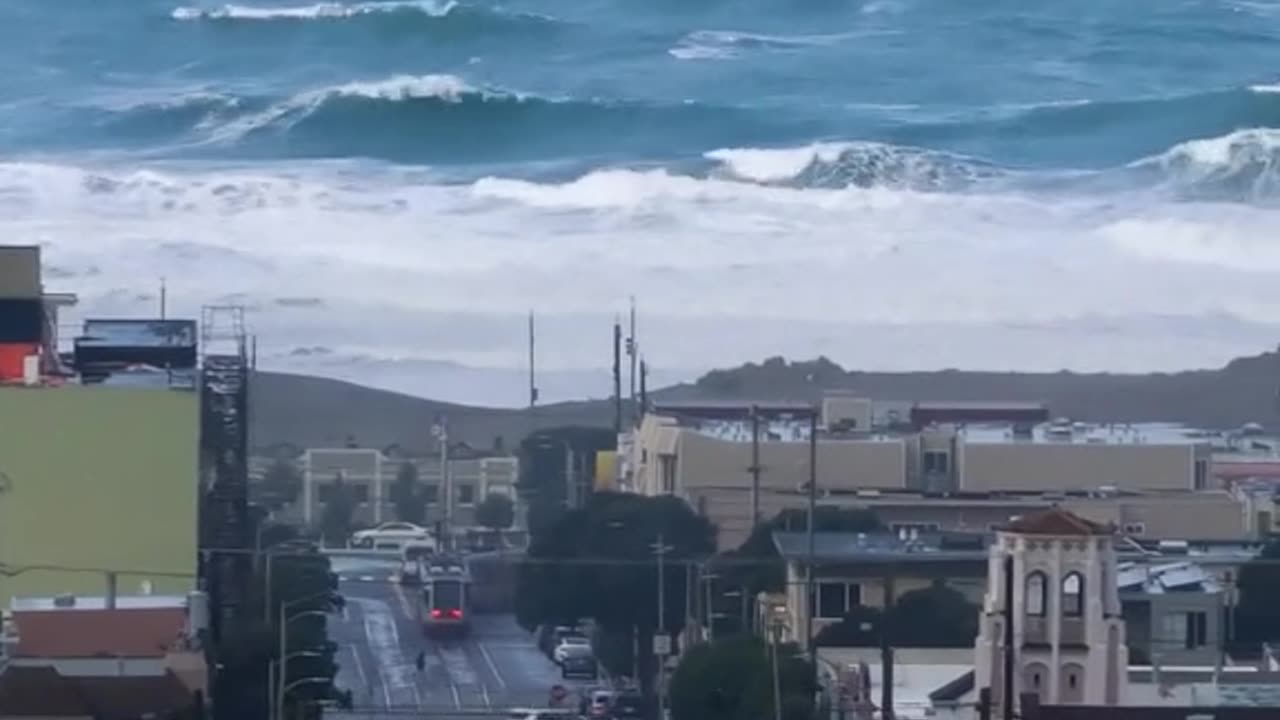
[[198, 306, 251, 702]]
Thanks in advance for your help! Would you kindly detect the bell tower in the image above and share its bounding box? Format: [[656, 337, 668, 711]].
[[974, 508, 1128, 714]]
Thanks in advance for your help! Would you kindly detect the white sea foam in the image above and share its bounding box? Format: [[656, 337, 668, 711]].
[[668, 29, 859, 61], [706, 143, 856, 183], [1248, 83, 1280, 94], [170, 0, 457, 21], [5, 154, 1280, 403]]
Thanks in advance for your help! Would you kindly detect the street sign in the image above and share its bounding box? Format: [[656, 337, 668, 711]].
[[652, 633, 671, 656]]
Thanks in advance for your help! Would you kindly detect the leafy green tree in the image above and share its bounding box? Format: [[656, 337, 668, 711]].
[[1235, 539, 1280, 647], [258, 458, 302, 511], [475, 492, 515, 531], [320, 474, 357, 547], [515, 492, 715, 686], [814, 605, 882, 647], [812, 581, 979, 648], [390, 461, 426, 525], [669, 635, 813, 720]]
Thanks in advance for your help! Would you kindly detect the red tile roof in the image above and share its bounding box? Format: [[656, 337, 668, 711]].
[[1002, 508, 1112, 536], [0, 666, 196, 717], [13, 607, 187, 658]]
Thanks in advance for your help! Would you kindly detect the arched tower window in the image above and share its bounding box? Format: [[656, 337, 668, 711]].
[[1025, 571, 1047, 616], [1061, 572, 1084, 617]]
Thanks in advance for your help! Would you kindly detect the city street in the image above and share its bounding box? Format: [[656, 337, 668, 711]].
[[327, 556, 594, 718]]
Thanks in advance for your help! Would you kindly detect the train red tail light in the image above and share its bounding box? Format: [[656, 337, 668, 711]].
[[430, 609, 442, 618], [448, 609, 462, 619]]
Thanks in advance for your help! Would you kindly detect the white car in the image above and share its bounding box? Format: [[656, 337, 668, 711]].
[[552, 635, 592, 665], [350, 522, 431, 549]]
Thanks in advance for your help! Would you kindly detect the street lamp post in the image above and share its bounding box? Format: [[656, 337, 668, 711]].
[[274, 591, 336, 720]]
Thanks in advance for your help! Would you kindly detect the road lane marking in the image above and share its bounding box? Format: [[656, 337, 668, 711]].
[[348, 644, 370, 705], [392, 582, 415, 621], [478, 642, 507, 692]]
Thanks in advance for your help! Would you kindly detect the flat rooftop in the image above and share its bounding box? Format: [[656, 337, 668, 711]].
[[10, 595, 187, 611]]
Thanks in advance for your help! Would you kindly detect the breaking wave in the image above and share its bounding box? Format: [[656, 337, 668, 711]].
[[91, 75, 780, 164]]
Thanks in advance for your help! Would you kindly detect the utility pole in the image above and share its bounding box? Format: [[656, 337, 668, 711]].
[[639, 357, 649, 416], [1002, 553, 1015, 720], [806, 407, 819, 691], [528, 311, 538, 413], [654, 532, 673, 720], [159, 277, 167, 319], [436, 417, 452, 549], [881, 575, 896, 720], [771, 620, 784, 720], [613, 320, 623, 436], [750, 405, 761, 531], [627, 297, 637, 424]]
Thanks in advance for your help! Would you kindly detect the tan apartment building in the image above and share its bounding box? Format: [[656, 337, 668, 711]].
[[624, 401, 1248, 549], [286, 448, 519, 530]]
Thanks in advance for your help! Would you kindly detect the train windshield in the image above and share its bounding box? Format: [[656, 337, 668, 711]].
[[433, 580, 463, 610]]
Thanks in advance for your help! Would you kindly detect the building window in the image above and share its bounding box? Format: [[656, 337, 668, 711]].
[[1025, 571, 1047, 617], [353, 485, 369, 503], [923, 451, 950, 474], [813, 582, 860, 619], [421, 485, 439, 504], [457, 484, 475, 506], [1194, 459, 1208, 490], [1123, 522, 1145, 536], [659, 454, 677, 494], [1061, 572, 1084, 617], [1163, 611, 1208, 649]]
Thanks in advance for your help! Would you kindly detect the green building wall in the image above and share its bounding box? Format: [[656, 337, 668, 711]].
[[0, 385, 199, 605]]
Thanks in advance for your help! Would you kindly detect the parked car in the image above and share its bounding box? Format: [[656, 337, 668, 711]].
[[539, 625, 578, 658], [610, 692, 648, 720], [507, 709, 575, 720], [350, 522, 431, 549], [552, 634, 592, 665], [585, 689, 614, 718], [560, 652, 597, 680]]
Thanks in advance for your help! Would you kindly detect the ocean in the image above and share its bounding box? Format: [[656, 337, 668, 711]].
[[3, 0, 1280, 405]]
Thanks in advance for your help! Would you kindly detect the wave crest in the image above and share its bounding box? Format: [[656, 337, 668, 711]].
[[707, 141, 1003, 190], [171, 1, 457, 21], [1134, 128, 1280, 201]]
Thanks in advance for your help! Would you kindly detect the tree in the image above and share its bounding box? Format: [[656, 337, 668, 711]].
[[475, 492, 515, 531], [1235, 539, 1280, 647], [518, 426, 616, 536], [258, 458, 302, 511], [390, 461, 426, 525], [214, 520, 341, 720], [320, 474, 357, 547], [669, 635, 813, 720], [812, 581, 979, 648], [515, 492, 716, 686]]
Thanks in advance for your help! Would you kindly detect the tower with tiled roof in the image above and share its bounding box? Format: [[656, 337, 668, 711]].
[[974, 507, 1128, 713]]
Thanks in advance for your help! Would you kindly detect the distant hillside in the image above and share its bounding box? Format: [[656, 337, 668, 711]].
[[668, 351, 1280, 429], [249, 349, 1280, 450], [249, 371, 612, 453]]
